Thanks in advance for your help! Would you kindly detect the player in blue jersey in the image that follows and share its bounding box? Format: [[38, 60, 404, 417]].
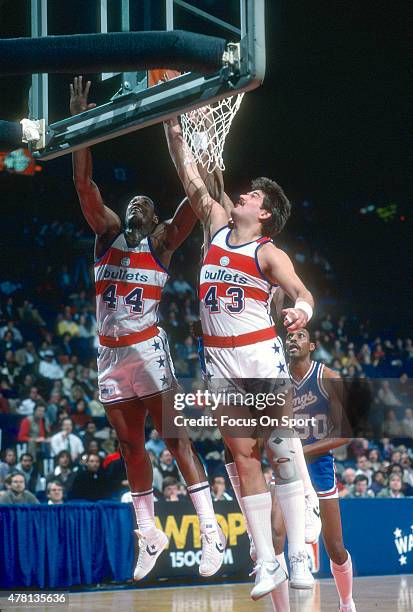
[[269, 328, 356, 612]]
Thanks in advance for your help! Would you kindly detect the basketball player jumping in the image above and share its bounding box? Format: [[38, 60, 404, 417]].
[[269, 328, 356, 612], [70, 77, 226, 580], [165, 117, 317, 599]]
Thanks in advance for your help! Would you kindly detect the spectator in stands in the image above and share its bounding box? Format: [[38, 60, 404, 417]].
[[88, 389, 105, 417], [383, 409, 402, 437], [71, 399, 92, 429], [80, 421, 98, 449], [162, 477, 183, 502], [171, 273, 194, 297], [370, 470, 387, 496], [348, 474, 375, 498], [57, 307, 79, 337], [355, 455, 373, 487], [0, 447, 17, 488], [152, 449, 183, 493], [46, 390, 62, 425], [70, 453, 110, 501], [50, 417, 84, 462], [45, 450, 76, 495], [0, 320, 23, 344], [17, 404, 50, 461], [211, 475, 233, 501], [175, 336, 199, 377], [377, 381, 402, 408], [400, 453, 413, 488], [101, 427, 118, 456], [17, 386, 44, 416], [1, 350, 21, 384], [15, 453, 42, 493], [15, 341, 39, 374], [62, 367, 77, 397], [0, 331, 19, 358], [0, 472, 40, 505], [145, 429, 166, 458], [312, 340, 333, 364], [46, 481, 64, 505], [339, 467, 356, 497], [38, 350, 65, 381], [18, 300, 46, 328], [367, 448, 381, 472], [377, 473, 405, 498], [102, 443, 128, 497]]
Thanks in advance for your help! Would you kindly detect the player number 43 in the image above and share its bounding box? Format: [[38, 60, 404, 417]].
[[102, 284, 144, 314], [204, 285, 245, 314]]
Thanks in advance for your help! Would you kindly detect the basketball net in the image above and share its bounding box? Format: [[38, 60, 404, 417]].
[[180, 93, 244, 173]]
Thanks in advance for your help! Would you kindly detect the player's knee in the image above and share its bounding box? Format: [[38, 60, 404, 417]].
[[266, 430, 297, 483], [327, 541, 347, 565], [164, 437, 192, 459], [117, 436, 145, 461]]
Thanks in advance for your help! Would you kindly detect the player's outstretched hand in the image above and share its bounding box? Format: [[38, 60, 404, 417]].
[[69, 76, 96, 116], [282, 307, 308, 332]]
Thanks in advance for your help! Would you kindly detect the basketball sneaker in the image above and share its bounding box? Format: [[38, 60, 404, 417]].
[[339, 601, 357, 612], [289, 551, 315, 589], [199, 524, 226, 576], [133, 527, 169, 580], [250, 559, 288, 600], [305, 492, 322, 543]]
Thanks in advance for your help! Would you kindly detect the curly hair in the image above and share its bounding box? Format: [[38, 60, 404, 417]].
[[251, 177, 291, 238]]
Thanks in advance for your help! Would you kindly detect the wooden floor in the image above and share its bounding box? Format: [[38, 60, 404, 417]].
[[57, 576, 413, 611]]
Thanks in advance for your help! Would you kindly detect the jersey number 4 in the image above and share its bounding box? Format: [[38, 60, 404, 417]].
[[204, 285, 245, 314], [102, 284, 144, 314]]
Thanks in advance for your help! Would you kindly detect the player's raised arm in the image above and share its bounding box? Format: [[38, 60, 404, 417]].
[[258, 244, 314, 332], [70, 77, 121, 241], [164, 118, 228, 236]]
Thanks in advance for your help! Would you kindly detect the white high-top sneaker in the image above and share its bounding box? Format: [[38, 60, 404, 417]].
[[250, 560, 288, 601], [199, 524, 226, 577], [305, 492, 322, 543], [133, 527, 169, 581], [289, 551, 315, 589]]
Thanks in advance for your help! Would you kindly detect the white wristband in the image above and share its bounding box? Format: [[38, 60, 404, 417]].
[[295, 300, 313, 322]]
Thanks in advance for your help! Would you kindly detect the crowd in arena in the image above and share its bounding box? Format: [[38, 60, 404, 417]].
[[0, 216, 412, 505]]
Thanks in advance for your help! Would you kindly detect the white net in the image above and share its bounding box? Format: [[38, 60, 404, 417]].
[[180, 93, 244, 174]]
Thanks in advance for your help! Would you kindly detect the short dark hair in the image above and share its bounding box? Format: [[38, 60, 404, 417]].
[[20, 453, 34, 461], [354, 474, 368, 484], [163, 476, 178, 490], [251, 177, 291, 238]]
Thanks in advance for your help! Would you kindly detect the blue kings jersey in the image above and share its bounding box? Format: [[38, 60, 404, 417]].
[[291, 361, 333, 445]]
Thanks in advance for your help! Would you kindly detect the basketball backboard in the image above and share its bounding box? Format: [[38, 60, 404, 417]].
[[26, 0, 266, 160]]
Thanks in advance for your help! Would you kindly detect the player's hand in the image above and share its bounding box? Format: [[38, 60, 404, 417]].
[[163, 116, 182, 136], [69, 76, 96, 116], [282, 307, 308, 332]]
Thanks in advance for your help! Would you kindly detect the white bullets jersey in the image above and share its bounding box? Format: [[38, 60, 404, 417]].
[[94, 233, 168, 338], [199, 227, 278, 337]]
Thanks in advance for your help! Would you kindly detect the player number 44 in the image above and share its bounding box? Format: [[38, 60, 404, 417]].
[[102, 284, 144, 314]]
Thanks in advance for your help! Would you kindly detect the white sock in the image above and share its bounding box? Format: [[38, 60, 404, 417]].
[[275, 480, 306, 557], [131, 489, 155, 533], [290, 437, 315, 497], [187, 481, 218, 532], [270, 553, 290, 611], [242, 492, 276, 563], [225, 462, 252, 537]]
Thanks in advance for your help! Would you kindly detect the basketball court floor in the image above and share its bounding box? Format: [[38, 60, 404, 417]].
[[7, 575, 406, 611]]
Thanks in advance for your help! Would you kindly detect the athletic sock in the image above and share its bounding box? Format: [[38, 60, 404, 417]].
[[242, 492, 276, 563], [270, 553, 290, 611], [225, 462, 252, 537], [275, 480, 306, 556], [131, 489, 156, 533], [187, 481, 218, 532], [330, 551, 354, 606], [290, 437, 316, 497]]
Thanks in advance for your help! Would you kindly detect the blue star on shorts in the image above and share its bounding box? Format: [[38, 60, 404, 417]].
[[277, 362, 286, 373], [160, 375, 169, 386], [272, 343, 280, 354], [156, 356, 166, 368], [152, 340, 161, 351]]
